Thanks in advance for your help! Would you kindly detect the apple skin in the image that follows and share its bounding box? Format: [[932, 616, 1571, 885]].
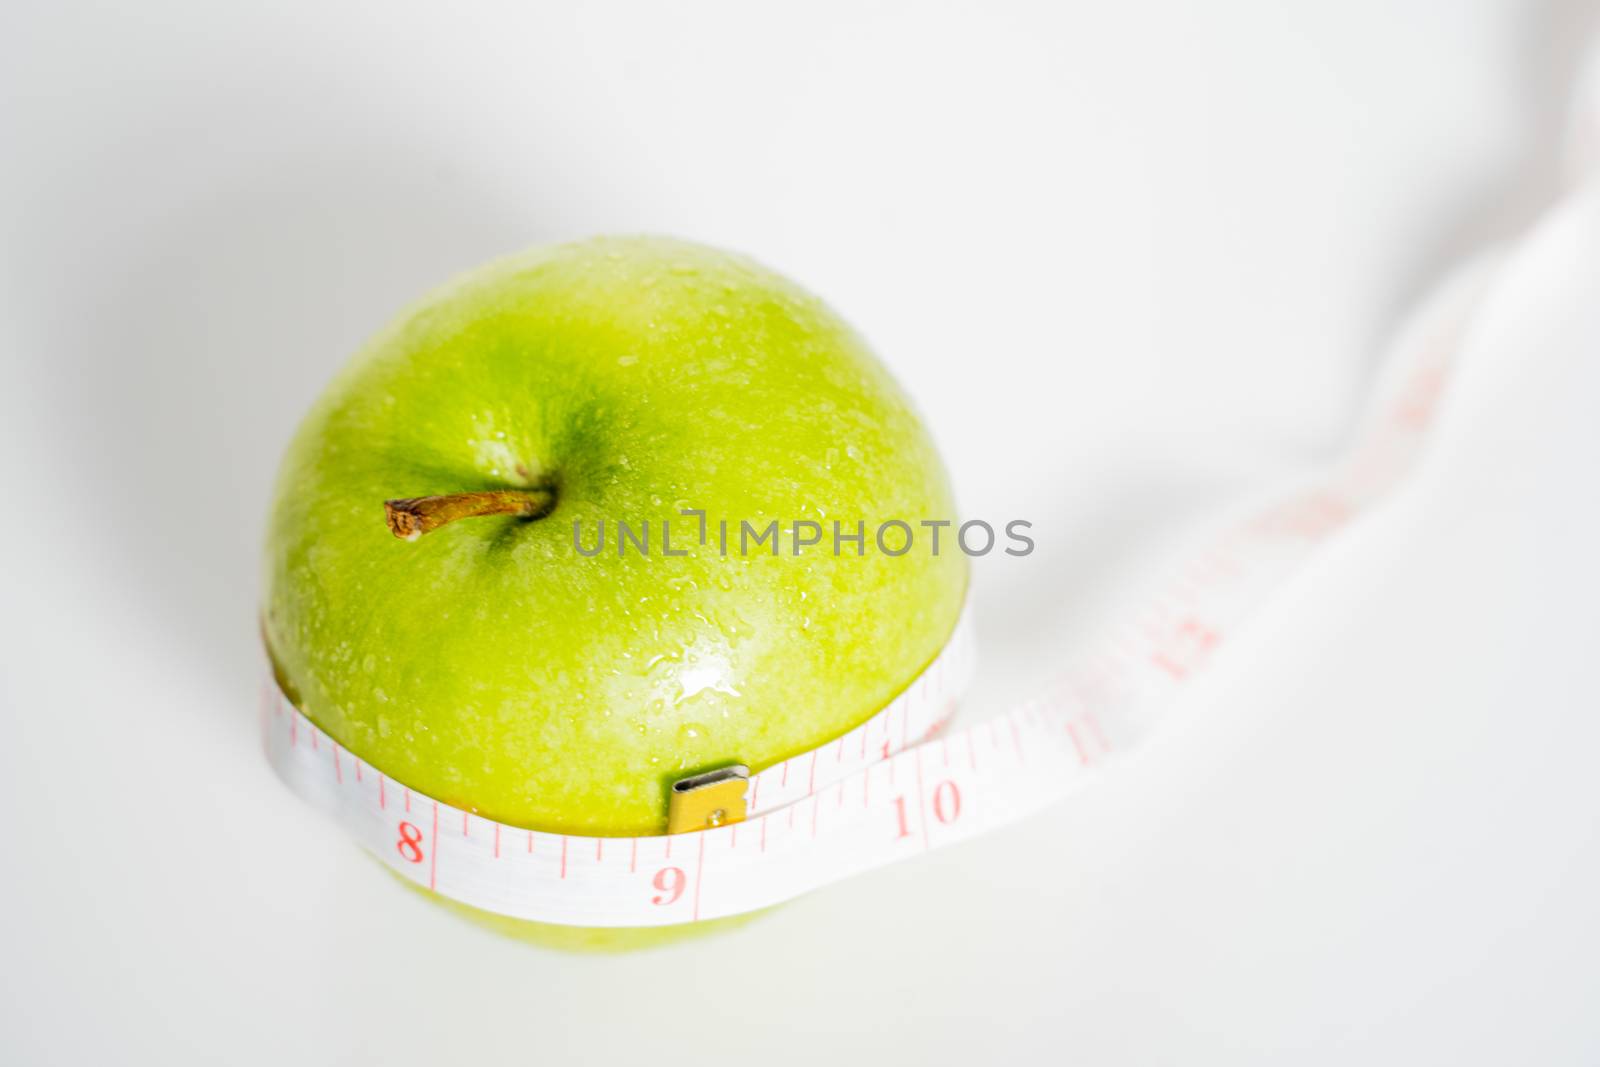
[[263, 236, 966, 937]]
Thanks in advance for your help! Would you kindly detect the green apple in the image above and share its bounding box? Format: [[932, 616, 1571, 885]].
[[263, 235, 967, 943]]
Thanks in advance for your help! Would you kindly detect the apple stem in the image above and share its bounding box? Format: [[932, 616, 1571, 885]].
[[383, 488, 556, 540]]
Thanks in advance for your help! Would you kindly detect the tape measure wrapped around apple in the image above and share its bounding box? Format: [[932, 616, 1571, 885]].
[[261, 175, 1583, 934]]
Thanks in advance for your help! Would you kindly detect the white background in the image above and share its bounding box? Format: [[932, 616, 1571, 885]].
[[3, 1, 1599, 1063]]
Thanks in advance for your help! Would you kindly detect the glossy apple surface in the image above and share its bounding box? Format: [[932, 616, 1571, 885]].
[[263, 236, 966, 936]]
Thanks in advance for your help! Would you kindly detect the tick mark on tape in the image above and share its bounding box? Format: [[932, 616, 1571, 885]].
[[692, 834, 706, 921], [1085, 710, 1110, 753], [428, 802, 439, 891], [1066, 721, 1090, 766]]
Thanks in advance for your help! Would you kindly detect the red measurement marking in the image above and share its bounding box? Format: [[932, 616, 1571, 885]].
[[914, 745, 929, 850], [692, 834, 707, 920], [807, 751, 818, 795], [836, 737, 845, 762], [1085, 710, 1111, 753], [1009, 717, 1025, 766], [332, 748, 342, 784], [750, 774, 761, 810], [596, 838, 604, 862], [428, 803, 439, 891], [1394, 364, 1446, 429], [395, 821, 424, 864], [527, 830, 534, 854], [931, 780, 961, 825], [354, 759, 362, 783], [404, 789, 411, 814], [290, 716, 297, 748], [462, 811, 469, 837], [560, 837, 568, 879], [653, 866, 686, 906], [379, 776, 386, 810], [1151, 618, 1220, 680], [630, 838, 638, 872], [494, 824, 501, 858], [730, 824, 738, 847], [311, 730, 318, 752], [1066, 721, 1090, 766], [780, 761, 789, 787]]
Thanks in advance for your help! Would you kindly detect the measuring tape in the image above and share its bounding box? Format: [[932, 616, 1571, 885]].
[[260, 257, 1485, 927], [260, 260, 1487, 928], [263, 141, 1600, 925]]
